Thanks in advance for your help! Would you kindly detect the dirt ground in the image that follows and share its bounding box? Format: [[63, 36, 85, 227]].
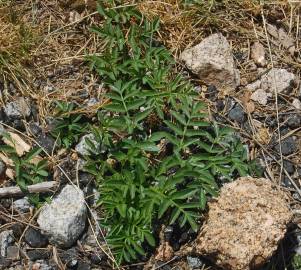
[[0, 0, 301, 269]]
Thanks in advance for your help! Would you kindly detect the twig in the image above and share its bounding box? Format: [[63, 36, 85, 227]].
[[0, 181, 58, 198], [261, 9, 284, 183]]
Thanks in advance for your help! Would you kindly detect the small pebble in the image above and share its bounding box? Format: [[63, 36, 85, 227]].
[[228, 104, 246, 123], [24, 228, 48, 248], [27, 250, 50, 261], [287, 114, 301, 129], [13, 197, 32, 213], [274, 137, 297, 156], [283, 160, 295, 174], [187, 256, 203, 269]]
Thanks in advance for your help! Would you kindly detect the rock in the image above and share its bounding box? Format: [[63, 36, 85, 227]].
[[262, 68, 295, 93], [36, 133, 56, 155], [0, 256, 10, 270], [31, 260, 53, 270], [4, 97, 31, 120], [274, 136, 297, 156], [196, 177, 292, 270], [247, 68, 295, 94], [180, 33, 240, 89], [77, 261, 91, 270], [292, 99, 301, 110], [13, 197, 32, 213], [29, 122, 42, 136], [283, 160, 295, 174], [251, 42, 266, 67], [60, 248, 78, 269], [78, 172, 94, 186], [250, 89, 270, 105], [75, 134, 101, 156], [24, 228, 48, 248], [11, 224, 24, 239], [86, 98, 98, 107], [287, 114, 301, 129], [187, 256, 203, 269], [0, 230, 14, 257], [90, 254, 102, 265], [228, 103, 245, 123], [281, 176, 293, 189], [27, 250, 50, 261], [37, 185, 87, 248], [278, 28, 295, 55], [6, 246, 19, 261]]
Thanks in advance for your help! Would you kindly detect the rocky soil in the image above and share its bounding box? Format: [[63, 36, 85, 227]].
[[1, 1, 301, 270]]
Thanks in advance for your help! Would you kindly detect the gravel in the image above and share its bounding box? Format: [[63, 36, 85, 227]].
[[274, 136, 297, 156], [0, 230, 14, 257], [24, 228, 48, 248], [4, 98, 31, 120], [228, 103, 246, 123], [13, 197, 32, 213]]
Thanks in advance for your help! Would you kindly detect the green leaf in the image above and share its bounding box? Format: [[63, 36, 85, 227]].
[[170, 189, 198, 200], [105, 103, 126, 113], [144, 232, 156, 247], [158, 199, 172, 218]]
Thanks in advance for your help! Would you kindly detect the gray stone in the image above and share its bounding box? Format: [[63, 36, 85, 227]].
[[13, 197, 31, 213], [4, 97, 31, 119], [187, 256, 203, 269], [0, 230, 14, 257], [36, 134, 55, 155], [274, 137, 297, 156], [27, 250, 50, 261], [287, 114, 301, 129], [283, 160, 295, 174], [0, 256, 10, 270], [77, 261, 91, 270], [6, 246, 19, 261], [37, 185, 87, 248], [60, 248, 78, 268], [228, 104, 245, 123], [86, 98, 98, 107], [24, 228, 48, 248], [75, 134, 101, 156], [246, 68, 295, 94], [32, 260, 54, 270], [180, 33, 240, 89]]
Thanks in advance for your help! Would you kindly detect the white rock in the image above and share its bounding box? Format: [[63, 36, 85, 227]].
[[246, 68, 295, 94], [261, 68, 295, 93], [37, 185, 87, 248], [75, 134, 100, 156], [0, 230, 14, 257], [13, 197, 32, 213], [250, 89, 269, 105], [292, 99, 301, 110], [251, 42, 266, 67], [4, 97, 31, 119], [246, 79, 261, 91], [180, 33, 240, 89]]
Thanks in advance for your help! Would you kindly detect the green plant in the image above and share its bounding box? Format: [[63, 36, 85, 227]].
[[293, 254, 301, 270], [84, 0, 256, 265], [0, 133, 49, 206], [50, 101, 88, 149]]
